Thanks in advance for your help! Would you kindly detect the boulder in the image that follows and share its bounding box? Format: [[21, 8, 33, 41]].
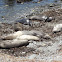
[[53, 24, 62, 32]]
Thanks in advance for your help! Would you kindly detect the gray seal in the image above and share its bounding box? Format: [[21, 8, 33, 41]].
[[15, 18, 32, 26], [29, 15, 54, 22]]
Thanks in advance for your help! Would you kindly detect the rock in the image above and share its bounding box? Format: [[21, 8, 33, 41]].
[[0, 39, 28, 48], [53, 24, 62, 32], [27, 42, 37, 49], [43, 34, 51, 39], [49, 3, 54, 7], [28, 54, 37, 59], [45, 16, 53, 22]]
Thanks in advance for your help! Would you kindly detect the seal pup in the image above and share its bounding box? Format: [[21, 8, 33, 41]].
[[29, 15, 53, 22], [15, 18, 32, 26], [0, 34, 39, 48], [17, 35, 39, 40], [2, 30, 41, 40], [0, 39, 28, 48]]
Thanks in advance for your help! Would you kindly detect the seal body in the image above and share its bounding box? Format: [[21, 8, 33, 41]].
[[29, 15, 53, 22], [2, 30, 41, 40], [16, 18, 31, 26]]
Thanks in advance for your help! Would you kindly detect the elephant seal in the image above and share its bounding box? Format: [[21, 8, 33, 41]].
[[0, 39, 28, 48], [2, 30, 41, 40], [15, 18, 32, 26], [29, 15, 53, 22]]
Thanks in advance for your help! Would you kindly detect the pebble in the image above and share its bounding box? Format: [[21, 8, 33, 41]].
[[27, 42, 37, 49], [22, 52, 26, 55], [44, 34, 51, 39], [36, 47, 42, 52]]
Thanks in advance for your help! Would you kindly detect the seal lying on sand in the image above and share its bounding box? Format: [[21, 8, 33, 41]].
[[0, 39, 28, 48], [0, 30, 51, 48], [0, 34, 39, 48], [2, 30, 42, 40], [0, 30, 40, 48], [29, 15, 53, 22], [15, 18, 32, 26]]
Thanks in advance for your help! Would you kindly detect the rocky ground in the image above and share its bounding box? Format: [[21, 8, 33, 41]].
[[0, 8, 62, 62]]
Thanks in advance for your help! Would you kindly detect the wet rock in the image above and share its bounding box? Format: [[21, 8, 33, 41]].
[[53, 24, 62, 32], [49, 3, 55, 7], [45, 16, 53, 22], [36, 47, 42, 52]]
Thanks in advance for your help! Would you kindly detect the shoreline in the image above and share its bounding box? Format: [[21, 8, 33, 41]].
[[0, 7, 62, 61]]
